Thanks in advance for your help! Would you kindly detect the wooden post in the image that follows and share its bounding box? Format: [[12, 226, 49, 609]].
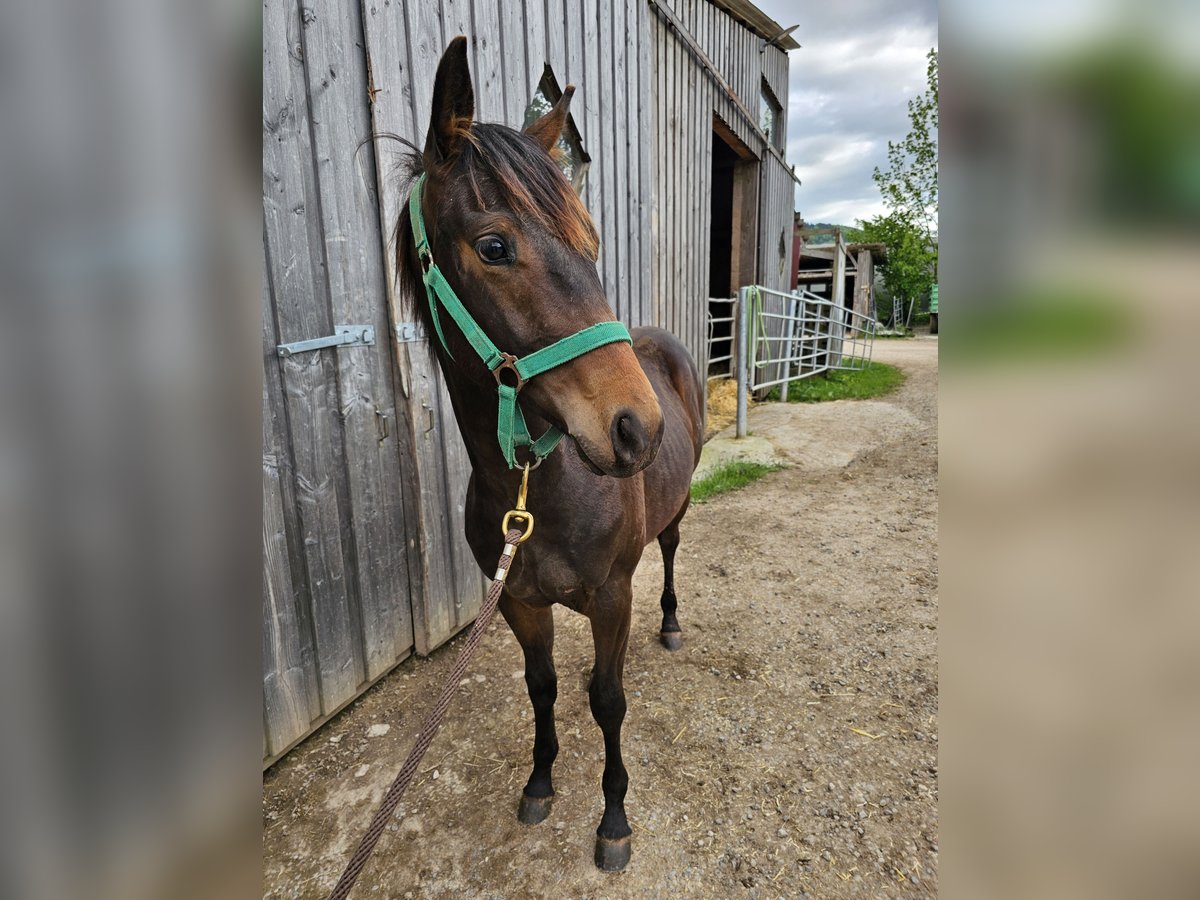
[[855, 249, 873, 319], [736, 286, 749, 438], [830, 232, 847, 368]]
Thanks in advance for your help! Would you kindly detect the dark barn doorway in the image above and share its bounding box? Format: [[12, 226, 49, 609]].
[[708, 118, 759, 376]]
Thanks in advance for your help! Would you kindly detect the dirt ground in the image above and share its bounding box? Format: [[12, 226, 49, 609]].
[[263, 337, 938, 899]]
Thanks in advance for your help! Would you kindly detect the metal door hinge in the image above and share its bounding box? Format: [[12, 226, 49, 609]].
[[277, 325, 375, 358], [394, 321, 427, 343]]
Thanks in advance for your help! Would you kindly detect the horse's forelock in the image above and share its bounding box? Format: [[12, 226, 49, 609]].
[[463, 124, 599, 261]]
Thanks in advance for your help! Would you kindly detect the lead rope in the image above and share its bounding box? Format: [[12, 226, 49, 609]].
[[326, 466, 537, 900]]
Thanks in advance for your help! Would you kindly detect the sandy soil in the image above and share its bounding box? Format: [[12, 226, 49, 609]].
[[263, 337, 938, 899]]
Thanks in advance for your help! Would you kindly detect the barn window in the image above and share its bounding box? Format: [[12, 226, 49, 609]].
[[524, 65, 590, 194], [760, 79, 783, 149]]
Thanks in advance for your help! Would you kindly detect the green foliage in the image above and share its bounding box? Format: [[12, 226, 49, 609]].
[[859, 212, 936, 311], [873, 49, 938, 238], [861, 49, 939, 315], [765, 361, 905, 402], [691, 461, 782, 503]]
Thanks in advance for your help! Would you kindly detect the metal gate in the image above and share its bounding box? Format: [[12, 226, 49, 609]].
[[733, 285, 877, 435]]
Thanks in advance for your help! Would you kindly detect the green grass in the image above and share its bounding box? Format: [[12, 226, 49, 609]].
[[691, 460, 782, 503], [764, 360, 905, 403]]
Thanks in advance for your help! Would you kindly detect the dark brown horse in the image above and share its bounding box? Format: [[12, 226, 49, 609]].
[[397, 37, 703, 871]]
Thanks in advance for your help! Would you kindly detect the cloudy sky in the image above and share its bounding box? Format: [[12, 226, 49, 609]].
[[753, 0, 938, 225]]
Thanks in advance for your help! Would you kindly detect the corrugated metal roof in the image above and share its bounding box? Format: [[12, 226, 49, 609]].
[[708, 0, 801, 51]]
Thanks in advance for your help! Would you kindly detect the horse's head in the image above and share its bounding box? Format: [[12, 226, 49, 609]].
[[399, 37, 663, 477]]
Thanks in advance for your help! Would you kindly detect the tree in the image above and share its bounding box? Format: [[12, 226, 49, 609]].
[[863, 49, 938, 324], [858, 213, 935, 322], [873, 49, 938, 240]]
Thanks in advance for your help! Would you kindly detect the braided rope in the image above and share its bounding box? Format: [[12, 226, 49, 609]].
[[326, 528, 525, 900]]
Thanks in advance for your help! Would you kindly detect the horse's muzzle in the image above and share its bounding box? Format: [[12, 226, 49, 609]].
[[608, 407, 663, 476]]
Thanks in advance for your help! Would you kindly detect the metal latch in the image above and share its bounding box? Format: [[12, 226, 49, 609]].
[[277, 325, 375, 358], [395, 321, 427, 343]]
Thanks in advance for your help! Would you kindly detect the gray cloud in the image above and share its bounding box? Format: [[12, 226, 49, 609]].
[[753, 0, 938, 224]]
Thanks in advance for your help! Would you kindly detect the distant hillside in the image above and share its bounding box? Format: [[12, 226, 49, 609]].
[[799, 222, 865, 244]]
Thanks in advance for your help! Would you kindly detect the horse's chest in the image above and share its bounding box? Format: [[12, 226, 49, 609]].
[[506, 545, 605, 609]]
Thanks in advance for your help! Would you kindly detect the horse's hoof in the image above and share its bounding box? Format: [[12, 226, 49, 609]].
[[594, 835, 632, 871], [517, 793, 553, 825], [659, 630, 683, 652]]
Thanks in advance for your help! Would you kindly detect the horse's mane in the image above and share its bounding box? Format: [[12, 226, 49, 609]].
[[395, 123, 599, 315]]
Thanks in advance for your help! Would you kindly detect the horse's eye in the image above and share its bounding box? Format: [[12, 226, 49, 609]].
[[475, 235, 511, 264]]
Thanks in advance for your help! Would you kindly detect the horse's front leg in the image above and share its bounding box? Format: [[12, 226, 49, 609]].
[[586, 580, 633, 870], [499, 595, 559, 825]]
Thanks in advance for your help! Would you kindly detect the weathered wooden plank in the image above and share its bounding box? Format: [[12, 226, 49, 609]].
[[665, 4, 676, 336], [637, 0, 653, 329], [597, 0, 620, 318], [854, 249, 872, 318], [545, 0, 567, 81], [302, 0, 415, 682], [524, 0, 547, 101], [663, 6, 672, 331], [471, 1, 504, 123], [499, 0, 528, 125], [361, 0, 468, 655], [264, 0, 362, 712], [691, 0, 700, 360], [442, 1, 476, 76], [580, 0, 605, 294], [359, 0, 436, 654], [737, 24, 748, 112], [830, 230, 847, 365], [652, 10, 664, 329], [609, 0, 629, 322], [618, 0, 636, 325], [438, 408, 485, 639], [694, 2, 708, 365], [565, 0, 586, 145], [679, 0, 690, 352], [673, 6, 685, 340], [767, 45, 788, 107], [262, 261, 321, 758]]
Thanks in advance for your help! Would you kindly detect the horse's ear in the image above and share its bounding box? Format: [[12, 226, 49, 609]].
[[424, 36, 475, 167], [524, 85, 575, 153]]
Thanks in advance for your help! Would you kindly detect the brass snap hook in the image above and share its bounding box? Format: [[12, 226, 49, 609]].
[[500, 462, 535, 542]]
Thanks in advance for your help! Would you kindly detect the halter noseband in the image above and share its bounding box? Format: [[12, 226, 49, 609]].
[[408, 173, 632, 469]]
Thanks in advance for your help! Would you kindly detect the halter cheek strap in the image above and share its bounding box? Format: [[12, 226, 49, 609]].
[[408, 174, 633, 469]]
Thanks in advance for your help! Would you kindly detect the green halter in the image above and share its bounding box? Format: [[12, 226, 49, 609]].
[[408, 174, 632, 469]]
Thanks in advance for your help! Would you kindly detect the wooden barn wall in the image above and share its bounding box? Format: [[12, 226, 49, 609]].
[[649, 0, 794, 374], [263, 0, 420, 763]]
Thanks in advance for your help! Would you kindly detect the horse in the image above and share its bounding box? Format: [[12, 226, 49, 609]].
[[395, 37, 704, 871]]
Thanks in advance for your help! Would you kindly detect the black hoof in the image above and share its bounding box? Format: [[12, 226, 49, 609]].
[[594, 835, 632, 870], [517, 793, 553, 825], [659, 630, 683, 652]]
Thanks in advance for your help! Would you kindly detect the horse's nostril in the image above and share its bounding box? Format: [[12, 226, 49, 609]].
[[611, 410, 648, 467], [617, 415, 636, 444]]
